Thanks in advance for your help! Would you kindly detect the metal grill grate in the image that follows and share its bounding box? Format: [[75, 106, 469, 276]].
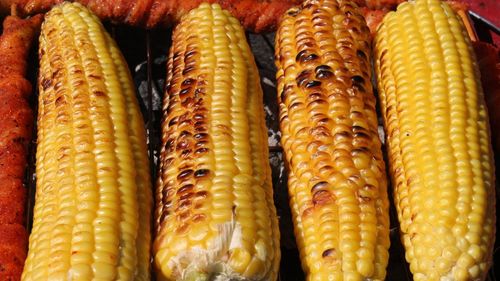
[[22, 11, 499, 280]]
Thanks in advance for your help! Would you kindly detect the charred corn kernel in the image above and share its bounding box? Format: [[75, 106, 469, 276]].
[[153, 3, 280, 281], [274, 0, 390, 280], [374, 0, 496, 280], [22, 3, 152, 280]]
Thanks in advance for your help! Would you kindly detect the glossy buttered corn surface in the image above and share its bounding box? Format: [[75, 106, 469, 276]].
[[22, 3, 152, 280], [154, 3, 280, 280], [275, 0, 390, 280], [374, 0, 496, 280]]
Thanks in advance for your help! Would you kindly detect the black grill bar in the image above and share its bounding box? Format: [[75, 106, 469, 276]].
[[146, 31, 158, 181]]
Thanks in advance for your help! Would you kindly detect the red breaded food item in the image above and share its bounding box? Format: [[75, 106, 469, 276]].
[[0, 14, 41, 281], [0, 224, 28, 280], [0, 0, 297, 32]]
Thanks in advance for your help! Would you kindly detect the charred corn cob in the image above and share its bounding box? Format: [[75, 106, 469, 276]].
[[274, 0, 390, 280], [154, 3, 280, 280], [22, 3, 152, 280], [374, 0, 496, 280]]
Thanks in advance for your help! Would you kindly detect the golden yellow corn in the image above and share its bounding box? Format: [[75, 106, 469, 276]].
[[153, 3, 280, 281], [374, 0, 496, 280], [274, 0, 390, 280], [22, 3, 152, 280]]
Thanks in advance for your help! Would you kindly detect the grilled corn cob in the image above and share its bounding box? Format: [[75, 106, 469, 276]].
[[374, 0, 496, 280], [154, 3, 280, 280], [22, 3, 152, 280], [274, 0, 390, 280]]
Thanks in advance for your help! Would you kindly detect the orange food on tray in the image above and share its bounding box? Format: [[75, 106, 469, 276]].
[[0, 0, 297, 32]]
